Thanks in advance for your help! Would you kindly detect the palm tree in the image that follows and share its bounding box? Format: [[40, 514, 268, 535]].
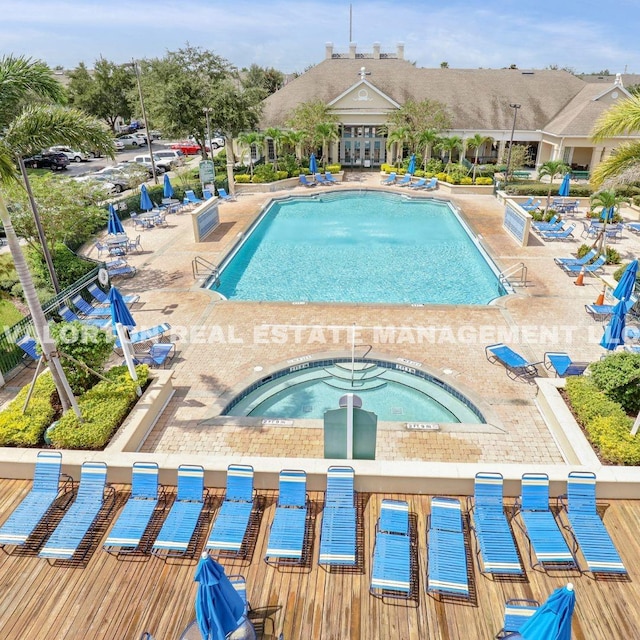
[[0, 55, 114, 412], [466, 134, 494, 182], [386, 126, 413, 168], [281, 129, 306, 162], [237, 131, 263, 179], [537, 160, 570, 211], [313, 122, 340, 166], [263, 127, 284, 171], [590, 189, 629, 254], [416, 129, 440, 170], [436, 136, 463, 170]]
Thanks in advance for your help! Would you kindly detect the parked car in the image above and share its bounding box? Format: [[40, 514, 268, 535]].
[[48, 146, 90, 163], [23, 152, 69, 170], [132, 154, 171, 173], [170, 140, 203, 155], [188, 134, 224, 149], [148, 130, 162, 140], [113, 139, 125, 151], [72, 175, 116, 195], [154, 149, 185, 166], [132, 132, 148, 145], [117, 134, 146, 147], [84, 169, 130, 193]]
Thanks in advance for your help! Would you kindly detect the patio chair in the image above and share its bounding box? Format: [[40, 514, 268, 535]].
[[94, 241, 109, 258], [519, 196, 534, 209], [127, 235, 143, 253], [104, 462, 164, 554], [605, 223, 624, 242], [0, 451, 73, 551], [370, 499, 412, 600], [203, 188, 214, 200], [58, 304, 110, 329], [152, 465, 206, 558], [114, 322, 171, 352], [265, 469, 309, 565], [561, 255, 606, 276], [131, 343, 176, 368], [395, 174, 413, 187], [495, 599, 540, 638], [626, 222, 640, 235], [539, 223, 576, 241], [71, 294, 112, 318], [205, 464, 256, 558], [130, 212, 154, 230], [553, 247, 597, 268], [184, 190, 203, 206], [467, 472, 524, 576], [298, 174, 316, 188], [424, 177, 438, 190], [407, 177, 427, 189], [521, 199, 541, 211], [485, 343, 541, 381], [314, 173, 330, 186], [426, 497, 469, 598], [87, 283, 139, 306], [217, 188, 237, 201], [381, 172, 396, 185], [531, 214, 559, 231], [39, 461, 115, 561], [324, 171, 339, 183], [585, 295, 637, 322], [16, 335, 40, 362], [543, 352, 589, 377], [514, 473, 577, 570], [229, 574, 251, 614], [560, 471, 627, 575], [319, 466, 357, 567]]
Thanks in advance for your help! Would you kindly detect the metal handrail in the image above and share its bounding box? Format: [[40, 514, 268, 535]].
[[498, 262, 527, 287], [191, 256, 219, 280]]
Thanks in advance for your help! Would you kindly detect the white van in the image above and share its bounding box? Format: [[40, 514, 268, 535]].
[[48, 146, 90, 163], [133, 154, 171, 173], [153, 149, 185, 167]]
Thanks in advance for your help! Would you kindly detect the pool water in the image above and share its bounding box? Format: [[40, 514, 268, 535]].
[[212, 191, 506, 305], [225, 361, 483, 423]]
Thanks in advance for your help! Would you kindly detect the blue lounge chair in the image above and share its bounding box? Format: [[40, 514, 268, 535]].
[[562, 255, 606, 276], [206, 464, 256, 558], [423, 177, 438, 190], [314, 173, 330, 186], [229, 574, 250, 614], [468, 472, 524, 576], [71, 294, 112, 318], [543, 352, 589, 377], [184, 190, 203, 206], [319, 466, 357, 567], [87, 283, 139, 306], [203, 188, 214, 200], [0, 451, 73, 550], [217, 188, 237, 201], [395, 174, 412, 187], [58, 304, 110, 329], [426, 497, 469, 598], [108, 264, 137, 278], [298, 174, 316, 188], [152, 465, 206, 557], [515, 473, 577, 570], [519, 196, 534, 209], [39, 461, 115, 561], [381, 172, 396, 185], [104, 462, 163, 554], [521, 199, 541, 211], [265, 469, 308, 565], [407, 177, 427, 189], [324, 171, 339, 183], [539, 223, 576, 241], [554, 247, 598, 267], [485, 343, 541, 381], [370, 499, 412, 600], [531, 215, 559, 231], [585, 295, 637, 322], [131, 343, 176, 368], [560, 471, 627, 575], [495, 599, 540, 638], [16, 335, 40, 362], [114, 322, 172, 351], [626, 222, 640, 235]]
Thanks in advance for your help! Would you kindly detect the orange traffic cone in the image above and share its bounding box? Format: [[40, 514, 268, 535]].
[[575, 266, 586, 286], [595, 286, 606, 305]]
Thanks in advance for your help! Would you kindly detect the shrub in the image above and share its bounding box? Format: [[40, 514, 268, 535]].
[[326, 164, 341, 173], [459, 177, 473, 185], [48, 365, 150, 449], [590, 352, 640, 413], [475, 177, 494, 185], [252, 164, 278, 183], [575, 244, 620, 264], [0, 372, 57, 446], [614, 262, 640, 283], [381, 163, 394, 173], [424, 159, 444, 174], [28, 244, 97, 292], [234, 174, 251, 183], [276, 171, 288, 181]]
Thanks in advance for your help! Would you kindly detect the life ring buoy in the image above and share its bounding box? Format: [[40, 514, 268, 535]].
[[98, 268, 109, 287]]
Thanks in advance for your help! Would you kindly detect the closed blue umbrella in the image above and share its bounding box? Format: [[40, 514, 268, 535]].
[[195, 553, 245, 640], [140, 184, 153, 211], [613, 259, 638, 301], [516, 583, 575, 640], [309, 153, 317, 175], [600, 297, 627, 350], [107, 204, 125, 235], [407, 154, 416, 175], [558, 173, 570, 197], [163, 173, 174, 199], [108, 286, 136, 329], [600, 206, 614, 221]]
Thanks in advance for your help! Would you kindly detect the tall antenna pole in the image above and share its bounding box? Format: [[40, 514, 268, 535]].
[[349, 4, 352, 42]]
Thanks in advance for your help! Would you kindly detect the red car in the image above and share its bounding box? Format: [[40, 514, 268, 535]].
[[170, 141, 204, 155]]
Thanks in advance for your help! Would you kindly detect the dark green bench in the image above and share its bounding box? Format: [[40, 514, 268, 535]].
[[571, 170, 590, 180], [512, 171, 531, 179]]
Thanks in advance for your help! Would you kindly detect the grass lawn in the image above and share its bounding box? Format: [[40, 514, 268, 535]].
[[0, 297, 24, 328]]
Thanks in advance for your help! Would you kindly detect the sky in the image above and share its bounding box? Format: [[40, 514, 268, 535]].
[[2, 0, 639, 75]]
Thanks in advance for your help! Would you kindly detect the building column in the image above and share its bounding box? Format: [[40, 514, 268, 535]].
[[497, 140, 506, 164], [590, 146, 604, 171]]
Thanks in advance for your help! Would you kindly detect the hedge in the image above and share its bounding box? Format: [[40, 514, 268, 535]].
[[564, 376, 638, 465], [47, 365, 150, 450], [0, 373, 57, 446]]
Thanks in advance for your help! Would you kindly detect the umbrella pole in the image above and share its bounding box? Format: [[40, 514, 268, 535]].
[[115, 322, 142, 396]]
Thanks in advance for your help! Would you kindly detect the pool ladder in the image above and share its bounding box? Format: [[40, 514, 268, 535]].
[[192, 255, 219, 284], [498, 262, 527, 288]]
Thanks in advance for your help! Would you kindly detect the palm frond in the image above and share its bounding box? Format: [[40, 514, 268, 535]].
[[591, 95, 640, 141], [590, 141, 640, 189]]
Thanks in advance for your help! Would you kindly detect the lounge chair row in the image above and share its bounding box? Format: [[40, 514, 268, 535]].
[[380, 173, 438, 189], [299, 172, 340, 187]]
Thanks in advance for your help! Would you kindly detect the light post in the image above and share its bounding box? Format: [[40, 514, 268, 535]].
[[131, 59, 158, 184], [203, 108, 216, 166], [504, 103, 521, 190]]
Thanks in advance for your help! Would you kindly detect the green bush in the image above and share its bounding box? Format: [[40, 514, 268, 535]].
[[459, 177, 473, 185], [575, 244, 620, 264], [276, 170, 288, 181], [0, 372, 57, 446], [234, 174, 251, 183], [28, 244, 97, 292], [326, 164, 341, 173], [381, 163, 394, 173], [252, 164, 279, 183], [48, 365, 150, 449], [590, 352, 640, 413], [475, 177, 494, 185]]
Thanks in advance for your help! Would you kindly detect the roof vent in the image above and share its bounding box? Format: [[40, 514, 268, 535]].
[[521, 70, 535, 75]]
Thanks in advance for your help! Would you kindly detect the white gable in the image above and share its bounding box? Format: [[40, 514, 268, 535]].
[[328, 79, 401, 112]]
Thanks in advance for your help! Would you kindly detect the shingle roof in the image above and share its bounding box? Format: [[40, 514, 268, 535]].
[[260, 59, 588, 132]]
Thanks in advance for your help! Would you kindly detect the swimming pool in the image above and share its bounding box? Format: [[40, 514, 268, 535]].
[[211, 191, 507, 305], [224, 359, 483, 423]]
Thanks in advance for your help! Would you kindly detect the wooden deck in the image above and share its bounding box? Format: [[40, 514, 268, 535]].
[[0, 478, 639, 639]]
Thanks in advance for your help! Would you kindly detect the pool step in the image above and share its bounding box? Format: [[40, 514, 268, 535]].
[[325, 363, 386, 382], [322, 378, 388, 392]]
